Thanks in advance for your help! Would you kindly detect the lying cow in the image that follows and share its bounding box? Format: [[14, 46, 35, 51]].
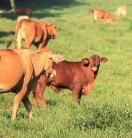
[[115, 6, 127, 16], [15, 19, 56, 49], [0, 47, 62, 120], [15, 7, 32, 16], [33, 55, 108, 108]]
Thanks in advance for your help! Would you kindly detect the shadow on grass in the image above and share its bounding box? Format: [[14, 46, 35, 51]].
[[0, 40, 7, 48], [0, 31, 14, 48], [1, 0, 87, 20], [2, 112, 29, 120], [46, 99, 57, 107], [32, 12, 61, 19], [15, 0, 83, 11], [0, 31, 14, 38]]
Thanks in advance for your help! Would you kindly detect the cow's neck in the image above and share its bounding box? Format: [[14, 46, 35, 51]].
[[30, 52, 45, 77]]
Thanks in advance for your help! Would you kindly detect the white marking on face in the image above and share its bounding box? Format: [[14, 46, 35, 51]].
[[92, 67, 97, 71]]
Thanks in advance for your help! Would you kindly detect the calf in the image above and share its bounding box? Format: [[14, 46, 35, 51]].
[[33, 55, 108, 108]]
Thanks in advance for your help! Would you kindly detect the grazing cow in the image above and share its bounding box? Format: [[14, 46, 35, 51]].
[[115, 6, 127, 16], [33, 55, 108, 108], [15, 7, 32, 15], [0, 47, 62, 120], [15, 19, 56, 49], [45, 24, 56, 45], [89, 8, 115, 23]]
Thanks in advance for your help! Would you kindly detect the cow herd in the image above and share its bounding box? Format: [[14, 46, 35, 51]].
[[0, 10, 110, 120], [89, 6, 127, 23]]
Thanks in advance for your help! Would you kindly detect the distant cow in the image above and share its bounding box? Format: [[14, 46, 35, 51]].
[[89, 8, 115, 23], [0, 47, 62, 120], [15, 19, 56, 49], [15, 7, 32, 15], [115, 6, 127, 16], [33, 55, 108, 108]]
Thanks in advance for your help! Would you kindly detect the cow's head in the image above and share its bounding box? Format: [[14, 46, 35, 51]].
[[47, 24, 56, 39], [89, 9, 95, 14], [89, 55, 108, 77]]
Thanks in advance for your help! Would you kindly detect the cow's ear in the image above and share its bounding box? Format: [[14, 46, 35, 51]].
[[89, 9, 94, 13], [100, 57, 108, 63], [52, 61, 56, 68], [82, 58, 90, 66]]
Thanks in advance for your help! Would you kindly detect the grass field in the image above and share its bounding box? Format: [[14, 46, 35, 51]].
[[0, 0, 132, 138]]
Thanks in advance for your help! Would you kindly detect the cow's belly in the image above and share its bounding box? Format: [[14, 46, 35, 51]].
[[0, 55, 24, 92], [35, 27, 44, 43]]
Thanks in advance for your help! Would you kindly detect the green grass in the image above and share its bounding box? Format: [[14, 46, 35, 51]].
[[0, 0, 132, 137]]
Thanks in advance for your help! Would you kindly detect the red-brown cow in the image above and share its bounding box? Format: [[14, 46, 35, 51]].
[[33, 55, 108, 108]]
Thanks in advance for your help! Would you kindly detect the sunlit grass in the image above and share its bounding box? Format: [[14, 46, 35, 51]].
[[0, 0, 132, 137]]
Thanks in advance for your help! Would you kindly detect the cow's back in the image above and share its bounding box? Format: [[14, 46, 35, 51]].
[[21, 20, 44, 43], [51, 61, 88, 88]]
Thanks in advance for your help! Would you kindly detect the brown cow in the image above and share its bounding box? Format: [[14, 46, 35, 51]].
[[0, 47, 62, 120], [33, 55, 108, 108], [15, 7, 32, 15], [15, 19, 56, 49], [89, 8, 115, 23]]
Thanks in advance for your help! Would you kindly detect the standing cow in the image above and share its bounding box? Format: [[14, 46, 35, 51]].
[[0, 48, 62, 120], [15, 19, 56, 49], [33, 55, 108, 108]]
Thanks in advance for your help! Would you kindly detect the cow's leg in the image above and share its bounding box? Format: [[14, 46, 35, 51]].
[[78, 91, 83, 104], [32, 91, 39, 108], [72, 84, 82, 104], [12, 86, 27, 120], [37, 91, 48, 108], [38, 42, 46, 49], [31, 78, 39, 108], [33, 75, 48, 108], [37, 76, 48, 108], [16, 31, 22, 49], [49, 84, 61, 93], [22, 97, 32, 118], [23, 38, 33, 49], [82, 82, 94, 95], [94, 14, 99, 22]]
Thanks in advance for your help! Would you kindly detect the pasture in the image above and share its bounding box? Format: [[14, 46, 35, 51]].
[[0, 0, 132, 137]]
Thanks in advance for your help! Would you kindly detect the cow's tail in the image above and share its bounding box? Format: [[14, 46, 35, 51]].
[[5, 21, 22, 49], [5, 32, 15, 49], [5, 40, 13, 49], [15, 20, 23, 38]]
